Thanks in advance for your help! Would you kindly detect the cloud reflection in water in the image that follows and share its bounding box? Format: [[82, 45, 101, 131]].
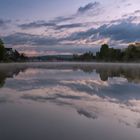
[[1, 63, 140, 129]]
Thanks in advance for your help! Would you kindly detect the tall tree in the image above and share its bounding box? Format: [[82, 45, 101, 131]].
[[0, 39, 5, 61], [97, 44, 109, 61]]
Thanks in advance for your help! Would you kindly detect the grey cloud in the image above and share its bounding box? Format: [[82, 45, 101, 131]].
[[18, 2, 101, 30], [18, 2, 102, 31], [122, 10, 140, 18], [22, 94, 99, 118], [22, 95, 57, 102], [3, 33, 60, 46], [50, 16, 74, 23], [134, 10, 140, 14], [137, 122, 140, 128], [2, 32, 97, 55], [78, 2, 100, 13], [66, 28, 96, 41], [19, 21, 56, 29], [55, 23, 83, 30], [77, 109, 98, 120], [4, 10, 140, 47], [97, 22, 140, 42], [67, 21, 140, 43], [0, 19, 11, 27], [19, 21, 82, 30], [111, 16, 137, 24], [52, 2, 101, 23], [22, 93, 82, 102], [55, 94, 82, 100], [0, 20, 6, 26], [4, 21, 140, 47], [125, 3, 132, 6]]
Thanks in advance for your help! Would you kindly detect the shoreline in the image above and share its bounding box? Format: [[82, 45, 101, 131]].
[[1, 62, 140, 70], [1, 61, 140, 65]]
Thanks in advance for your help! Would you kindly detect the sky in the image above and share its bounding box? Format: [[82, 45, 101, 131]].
[[0, 0, 140, 56]]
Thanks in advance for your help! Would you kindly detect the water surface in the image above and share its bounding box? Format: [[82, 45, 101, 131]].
[[0, 63, 140, 140]]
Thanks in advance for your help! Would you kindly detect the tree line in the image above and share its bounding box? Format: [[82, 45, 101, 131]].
[[1, 37, 140, 62], [0, 39, 27, 62], [73, 43, 140, 62]]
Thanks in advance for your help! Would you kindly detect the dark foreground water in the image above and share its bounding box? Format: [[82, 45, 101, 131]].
[[0, 63, 140, 140]]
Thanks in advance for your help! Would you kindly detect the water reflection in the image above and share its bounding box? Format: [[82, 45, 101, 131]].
[[0, 67, 26, 88], [71, 65, 140, 83], [96, 67, 140, 83], [0, 63, 140, 140], [77, 109, 98, 120], [1, 64, 140, 87]]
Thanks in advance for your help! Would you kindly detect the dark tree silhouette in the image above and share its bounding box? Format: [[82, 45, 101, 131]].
[[73, 43, 140, 62], [0, 38, 28, 62], [0, 39, 5, 61]]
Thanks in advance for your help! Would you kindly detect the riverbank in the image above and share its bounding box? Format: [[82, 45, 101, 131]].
[[1, 62, 140, 70]]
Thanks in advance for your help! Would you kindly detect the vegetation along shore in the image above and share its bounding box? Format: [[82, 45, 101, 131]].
[[0, 38, 140, 62]]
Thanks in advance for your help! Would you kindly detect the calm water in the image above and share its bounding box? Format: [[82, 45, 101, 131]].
[[0, 63, 140, 140]]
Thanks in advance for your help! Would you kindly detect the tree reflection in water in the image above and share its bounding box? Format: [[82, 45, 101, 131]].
[[72, 65, 140, 83], [1, 63, 140, 88], [0, 67, 26, 88]]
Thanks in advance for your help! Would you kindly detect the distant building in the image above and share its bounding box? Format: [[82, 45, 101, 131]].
[[135, 43, 140, 47], [5, 48, 14, 56]]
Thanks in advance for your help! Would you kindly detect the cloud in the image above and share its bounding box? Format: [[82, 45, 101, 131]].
[[134, 10, 140, 14], [19, 21, 82, 30], [4, 19, 140, 48], [77, 109, 98, 120], [54, 94, 82, 100], [96, 22, 140, 42], [2, 32, 97, 56], [22, 95, 57, 102], [51, 2, 101, 24], [18, 2, 101, 31], [5, 20, 140, 47], [67, 21, 140, 43], [21, 92, 82, 107], [137, 122, 140, 128], [2, 1, 140, 51], [19, 20, 56, 29], [78, 2, 100, 13], [55, 23, 83, 30], [50, 16, 74, 23], [3, 33, 60, 46], [0, 19, 11, 28], [111, 16, 137, 24], [22, 93, 82, 102], [66, 28, 95, 41]]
